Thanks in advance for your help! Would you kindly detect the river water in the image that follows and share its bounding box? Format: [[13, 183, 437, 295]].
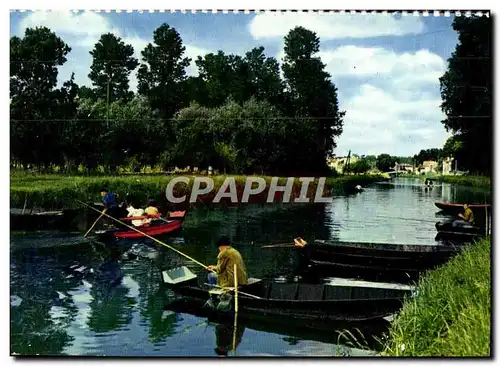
[[10, 178, 491, 357]]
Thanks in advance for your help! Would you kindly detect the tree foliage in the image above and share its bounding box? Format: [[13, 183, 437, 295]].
[[11, 24, 346, 175], [376, 154, 395, 172], [439, 16, 492, 174], [137, 24, 190, 119], [88, 33, 138, 102]]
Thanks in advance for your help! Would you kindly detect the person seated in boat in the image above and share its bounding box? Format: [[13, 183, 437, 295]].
[[126, 202, 147, 227], [144, 200, 160, 221], [100, 188, 120, 218], [456, 204, 475, 226], [206, 236, 248, 288]]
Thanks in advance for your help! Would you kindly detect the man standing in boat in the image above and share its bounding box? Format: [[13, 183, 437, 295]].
[[206, 236, 248, 288], [100, 188, 120, 219]]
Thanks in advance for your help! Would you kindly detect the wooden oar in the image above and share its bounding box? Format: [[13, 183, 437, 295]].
[[77, 200, 213, 272], [84, 208, 107, 238], [261, 243, 295, 248]]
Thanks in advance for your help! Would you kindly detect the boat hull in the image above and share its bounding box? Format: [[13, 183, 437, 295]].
[[96, 219, 182, 241], [165, 278, 411, 322], [305, 259, 423, 284], [10, 208, 81, 231], [435, 202, 491, 215], [300, 241, 459, 269], [164, 296, 392, 351]]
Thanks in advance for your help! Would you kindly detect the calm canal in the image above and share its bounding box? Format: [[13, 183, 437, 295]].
[[10, 178, 491, 356]]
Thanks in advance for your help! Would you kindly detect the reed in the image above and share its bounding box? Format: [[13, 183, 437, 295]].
[[440, 175, 491, 188], [382, 237, 491, 357], [10, 172, 387, 209]]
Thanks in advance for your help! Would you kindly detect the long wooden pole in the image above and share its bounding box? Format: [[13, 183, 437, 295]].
[[77, 200, 212, 271], [84, 209, 107, 238], [232, 263, 239, 354], [233, 264, 238, 313]]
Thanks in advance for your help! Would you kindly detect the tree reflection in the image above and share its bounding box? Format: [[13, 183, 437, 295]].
[[10, 256, 79, 355], [86, 259, 136, 333]]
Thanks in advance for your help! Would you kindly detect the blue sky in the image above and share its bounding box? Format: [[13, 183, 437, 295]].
[[10, 11, 459, 157]]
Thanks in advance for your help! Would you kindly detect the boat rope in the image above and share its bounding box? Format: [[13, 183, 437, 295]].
[[77, 200, 212, 271]]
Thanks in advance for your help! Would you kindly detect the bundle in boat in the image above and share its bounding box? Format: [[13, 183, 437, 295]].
[[94, 211, 185, 241], [161, 266, 412, 323]]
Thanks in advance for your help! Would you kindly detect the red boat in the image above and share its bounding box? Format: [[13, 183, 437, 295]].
[[435, 202, 491, 215], [95, 211, 185, 241]]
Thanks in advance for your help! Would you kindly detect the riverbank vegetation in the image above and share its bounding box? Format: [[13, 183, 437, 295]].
[[10, 172, 385, 209], [440, 175, 491, 189], [382, 237, 491, 356]]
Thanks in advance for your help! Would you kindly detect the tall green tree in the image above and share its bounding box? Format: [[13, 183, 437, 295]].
[[88, 33, 139, 102], [243, 47, 283, 105], [10, 26, 73, 170], [439, 16, 492, 174], [193, 51, 248, 107], [281, 26, 344, 173], [137, 24, 191, 119]]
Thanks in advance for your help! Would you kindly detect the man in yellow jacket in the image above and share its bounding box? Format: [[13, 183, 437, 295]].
[[207, 236, 248, 288]]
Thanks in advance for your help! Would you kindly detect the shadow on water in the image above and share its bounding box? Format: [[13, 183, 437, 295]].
[[10, 178, 490, 356]]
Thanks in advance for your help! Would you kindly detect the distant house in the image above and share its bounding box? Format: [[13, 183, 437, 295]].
[[393, 162, 414, 174], [327, 155, 360, 173]]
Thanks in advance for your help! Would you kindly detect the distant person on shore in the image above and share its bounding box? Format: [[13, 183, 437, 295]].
[[100, 188, 120, 219], [206, 236, 248, 288], [457, 204, 475, 226]]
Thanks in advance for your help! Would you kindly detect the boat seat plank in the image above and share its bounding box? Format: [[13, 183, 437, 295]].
[[269, 283, 299, 300], [296, 284, 325, 301]]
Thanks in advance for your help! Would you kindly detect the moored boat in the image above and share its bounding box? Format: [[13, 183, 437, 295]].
[[305, 259, 423, 284], [297, 240, 461, 269], [164, 297, 392, 352], [435, 202, 491, 215], [434, 220, 484, 242], [10, 208, 81, 231], [94, 211, 185, 241], [161, 266, 412, 322], [293, 240, 463, 284]]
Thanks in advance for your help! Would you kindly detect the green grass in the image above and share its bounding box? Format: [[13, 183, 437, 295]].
[[10, 172, 387, 209], [382, 237, 491, 357], [440, 175, 491, 188]]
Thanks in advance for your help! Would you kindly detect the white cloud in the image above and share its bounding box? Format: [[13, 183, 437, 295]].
[[335, 84, 450, 156], [318, 46, 446, 91], [19, 10, 112, 37], [273, 42, 449, 156], [249, 13, 425, 40]]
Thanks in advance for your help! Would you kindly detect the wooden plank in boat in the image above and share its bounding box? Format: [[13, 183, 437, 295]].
[[208, 278, 262, 295], [325, 277, 414, 291]]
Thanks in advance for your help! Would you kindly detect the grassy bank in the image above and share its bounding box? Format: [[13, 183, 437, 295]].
[[10, 172, 387, 209], [382, 237, 491, 357], [440, 175, 491, 188]]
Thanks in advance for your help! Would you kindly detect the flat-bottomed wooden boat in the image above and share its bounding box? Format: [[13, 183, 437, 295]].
[[161, 266, 412, 322]]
